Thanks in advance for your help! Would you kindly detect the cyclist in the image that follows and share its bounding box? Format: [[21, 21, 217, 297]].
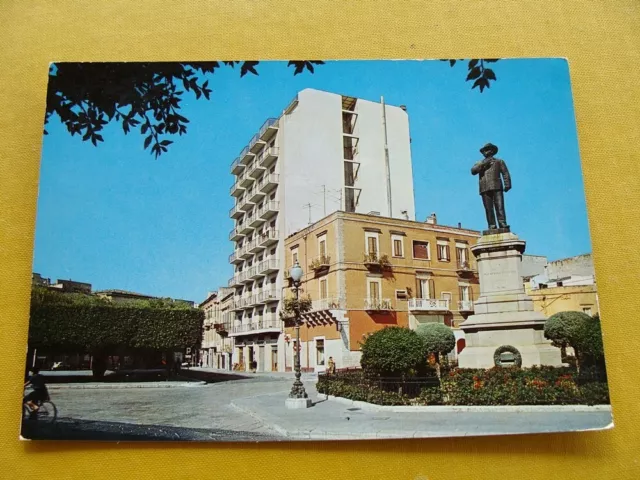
[[23, 367, 50, 417]]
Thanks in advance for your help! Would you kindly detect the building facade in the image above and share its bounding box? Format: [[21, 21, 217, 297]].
[[282, 211, 481, 372], [227, 89, 417, 372], [199, 288, 235, 369], [525, 253, 599, 317]]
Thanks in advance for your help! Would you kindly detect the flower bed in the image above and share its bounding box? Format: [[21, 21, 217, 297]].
[[317, 366, 609, 406]]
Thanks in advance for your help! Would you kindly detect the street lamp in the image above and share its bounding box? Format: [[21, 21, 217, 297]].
[[285, 260, 312, 409]]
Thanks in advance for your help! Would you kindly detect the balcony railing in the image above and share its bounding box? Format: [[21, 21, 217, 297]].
[[363, 253, 392, 269], [257, 288, 278, 303], [231, 156, 244, 174], [258, 229, 279, 246], [309, 255, 330, 272], [258, 174, 279, 193], [312, 297, 345, 311], [456, 260, 475, 276], [259, 200, 279, 219], [258, 147, 279, 167], [230, 181, 245, 197], [257, 258, 279, 275], [364, 298, 393, 311], [229, 227, 245, 241], [458, 300, 474, 312], [407, 298, 450, 312], [230, 317, 282, 335]]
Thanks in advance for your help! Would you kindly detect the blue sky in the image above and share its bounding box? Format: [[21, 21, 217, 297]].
[[34, 59, 590, 302]]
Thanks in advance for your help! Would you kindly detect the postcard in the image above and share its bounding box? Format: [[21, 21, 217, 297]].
[[22, 59, 611, 441]]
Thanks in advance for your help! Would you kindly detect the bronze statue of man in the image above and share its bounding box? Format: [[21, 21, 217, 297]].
[[471, 143, 511, 230]]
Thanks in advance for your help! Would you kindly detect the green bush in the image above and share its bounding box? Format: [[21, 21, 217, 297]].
[[317, 373, 411, 406], [416, 323, 455, 361], [360, 327, 427, 377], [414, 387, 444, 405], [545, 311, 605, 368], [29, 304, 203, 351]]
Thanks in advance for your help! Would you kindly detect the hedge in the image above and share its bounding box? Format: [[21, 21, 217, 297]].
[[29, 304, 203, 351], [318, 366, 610, 406]]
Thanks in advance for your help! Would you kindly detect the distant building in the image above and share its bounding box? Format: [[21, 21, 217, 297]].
[[94, 289, 155, 303], [525, 254, 598, 317], [199, 288, 235, 370], [32, 273, 51, 287]]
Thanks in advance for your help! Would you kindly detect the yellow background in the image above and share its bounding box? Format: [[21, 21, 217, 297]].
[[1, 1, 639, 478]]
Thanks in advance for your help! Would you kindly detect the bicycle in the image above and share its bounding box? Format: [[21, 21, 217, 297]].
[[23, 395, 57, 424]]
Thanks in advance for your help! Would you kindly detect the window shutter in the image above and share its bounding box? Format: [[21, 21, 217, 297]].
[[456, 247, 461, 263], [458, 286, 464, 301], [428, 279, 436, 299], [445, 245, 451, 261]]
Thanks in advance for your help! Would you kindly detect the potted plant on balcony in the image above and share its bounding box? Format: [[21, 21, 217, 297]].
[[309, 255, 330, 272], [279, 294, 312, 321]]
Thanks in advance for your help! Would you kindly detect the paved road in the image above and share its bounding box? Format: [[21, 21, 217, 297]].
[[22, 373, 612, 441]]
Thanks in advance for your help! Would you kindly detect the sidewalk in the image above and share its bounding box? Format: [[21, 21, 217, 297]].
[[231, 383, 613, 440], [48, 381, 206, 389]]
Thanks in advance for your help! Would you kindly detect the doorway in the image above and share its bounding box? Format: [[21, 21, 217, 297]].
[[271, 346, 278, 372], [258, 345, 265, 372]]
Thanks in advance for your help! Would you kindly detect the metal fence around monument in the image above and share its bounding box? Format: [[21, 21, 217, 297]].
[[318, 368, 440, 397]]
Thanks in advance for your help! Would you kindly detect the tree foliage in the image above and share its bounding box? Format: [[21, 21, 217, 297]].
[[29, 287, 203, 351], [45, 61, 324, 158], [416, 323, 456, 356], [360, 327, 427, 377], [443, 59, 500, 92], [46, 59, 500, 158], [544, 311, 605, 366], [279, 294, 312, 320]]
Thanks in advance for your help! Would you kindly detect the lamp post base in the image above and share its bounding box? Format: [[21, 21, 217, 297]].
[[285, 397, 313, 409]]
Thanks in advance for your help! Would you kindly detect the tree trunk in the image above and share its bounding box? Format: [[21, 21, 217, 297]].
[[91, 352, 107, 378]]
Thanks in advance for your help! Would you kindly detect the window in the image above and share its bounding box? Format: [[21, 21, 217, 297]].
[[413, 241, 430, 260], [291, 247, 299, 266], [318, 236, 327, 257], [316, 339, 325, 366], [459, 285, 471, 301], [437, 241, 450, 261], [392, 234, 404, 257], [365, 233, 379, 257], [320, 278, 328, 299], [456, 246, 469, 266], [417, 278, 435, 299], [582, 307, 593, 315], [368, 280, 381, 301]]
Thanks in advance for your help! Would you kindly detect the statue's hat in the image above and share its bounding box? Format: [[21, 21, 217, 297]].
[[480, 143, 498, 156]]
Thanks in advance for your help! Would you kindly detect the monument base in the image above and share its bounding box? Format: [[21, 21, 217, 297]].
[[458, 231, 562, 369], [285, 397, 313, 409]]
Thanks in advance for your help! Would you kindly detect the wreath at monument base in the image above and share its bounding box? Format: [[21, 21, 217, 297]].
[[493, 345, 522, 368]]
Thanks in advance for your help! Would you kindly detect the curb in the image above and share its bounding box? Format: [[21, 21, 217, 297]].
[[48, 381, 206, 390], [229, 401, 290, 437], [321, 394, 612, 413]]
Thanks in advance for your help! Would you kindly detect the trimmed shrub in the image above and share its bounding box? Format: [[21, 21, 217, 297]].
[[360, 327, 428, 377], [545, 311, 605, 369], [415, 323, 455, 360]]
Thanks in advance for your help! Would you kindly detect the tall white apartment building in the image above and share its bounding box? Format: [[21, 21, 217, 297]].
[[227, 88, 416, 372]]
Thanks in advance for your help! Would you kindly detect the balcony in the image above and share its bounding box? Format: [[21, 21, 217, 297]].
[[249, 239, 264, 253], [239, 198, 255, 212], [248, 212, 265, 229], [312, 297, 345, 311], [309, 255, 330, 273], [248, 185, 266, 204], [259, 200, 279, 219], [258, 118, 279, 142], [229, 227, 245, 241], [259, 173, 279, 194], [240, 244, 253, 259], [229, 250, 244, 264], [240, 146, 255, 165], [458, 300, 474, 312], [242, 267, 257, 283], [257, 258, 279, 275], [363, 253, 392, 270], [230, 181, 245, 197], [249, 266, 262, 280], [248, 161, 266, 179], [229, 316, 282, 336], [229, 204, 243, 219], [259, 229, 279, 247], [257, 287, 279, 303], [241, 295, 258, 309], [230, 299, 243, 311], [239, 170, 254, 188], [259, 147, 279, 168], [228, 274, 242, 288], [364, 298, 393, 311], [407, 298, 450, 312], [456, 261, 475, 277], [231, 156, 244, 175], [213, 322, 230, 335]]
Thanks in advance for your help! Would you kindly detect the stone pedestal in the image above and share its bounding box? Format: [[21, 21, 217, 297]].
[[458, 232, 562, 368], [285, 397, 313, 409]]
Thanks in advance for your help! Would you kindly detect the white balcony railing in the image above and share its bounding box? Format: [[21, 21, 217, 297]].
[[230, 317, 282, 335], [458, 300, 474, 312], [407, 298, 450, 311], [312, 297, 345, 311], [364, 298, 393, 311]]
